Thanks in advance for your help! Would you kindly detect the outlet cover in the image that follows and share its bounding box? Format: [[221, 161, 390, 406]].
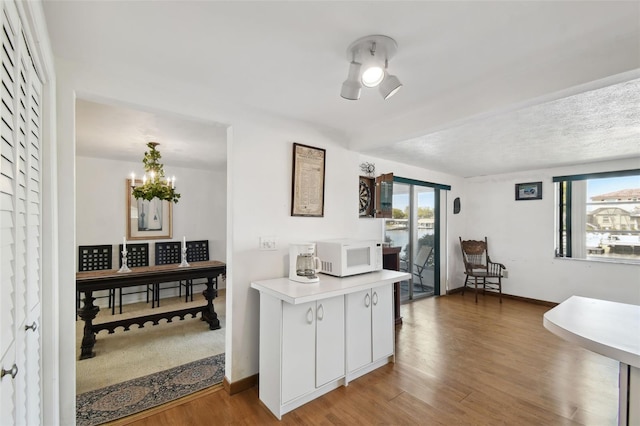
[[503, 270, 509, 278]]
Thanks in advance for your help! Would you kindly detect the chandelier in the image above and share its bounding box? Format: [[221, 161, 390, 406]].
[[131, 142, 181, 203]]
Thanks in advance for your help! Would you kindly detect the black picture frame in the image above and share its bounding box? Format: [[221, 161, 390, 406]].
[[291, 143, 326, 217], [515, 181, 542, 201]]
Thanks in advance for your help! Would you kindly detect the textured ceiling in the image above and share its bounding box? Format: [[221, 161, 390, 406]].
[[44, 1, 640, 177], [366, 78, 640, 177]]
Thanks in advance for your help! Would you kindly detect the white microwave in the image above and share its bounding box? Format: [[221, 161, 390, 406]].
[[316, 239, 383, 277]]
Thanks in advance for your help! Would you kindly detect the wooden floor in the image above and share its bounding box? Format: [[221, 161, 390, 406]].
[[117, 294, 619, 425]]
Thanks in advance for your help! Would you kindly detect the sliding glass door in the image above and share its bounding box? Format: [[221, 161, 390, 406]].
[[385, 180, 439, 301]]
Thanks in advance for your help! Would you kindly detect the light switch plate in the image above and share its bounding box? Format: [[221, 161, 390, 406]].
[[259, 236, 277, 251]]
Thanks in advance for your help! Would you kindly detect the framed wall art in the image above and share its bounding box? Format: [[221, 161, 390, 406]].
[[291, 143, 326, 217], [126, 179, 173, 239], [515, 181, 542, 201]]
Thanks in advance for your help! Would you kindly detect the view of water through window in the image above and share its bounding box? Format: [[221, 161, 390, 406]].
[[585, 175, 640, 261]]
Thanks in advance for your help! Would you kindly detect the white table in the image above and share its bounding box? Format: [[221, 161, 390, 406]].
[[544, 296, 640, 425]]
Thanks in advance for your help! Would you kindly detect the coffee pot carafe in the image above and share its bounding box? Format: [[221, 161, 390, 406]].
[[289, 243, 321, 283]]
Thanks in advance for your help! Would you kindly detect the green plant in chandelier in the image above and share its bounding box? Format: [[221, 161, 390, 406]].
[[132, 142, 181, 203]]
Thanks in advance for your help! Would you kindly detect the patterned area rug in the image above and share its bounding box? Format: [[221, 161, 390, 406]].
[[76, 353, 225, 426]]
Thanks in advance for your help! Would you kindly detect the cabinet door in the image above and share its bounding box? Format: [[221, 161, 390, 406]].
[[281, 301, 315, 403], [0, 344, 16, 425], [22, 311, 41, 425], [375, 173, 394, 218], [316, 296, 344, 387], [0, 2, 43, 424], [346, 289, 372, 373], [372, 284, 394, 361]]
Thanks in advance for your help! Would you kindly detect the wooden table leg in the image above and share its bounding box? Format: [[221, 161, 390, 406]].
[[201, 276, 221, 330], [78, 290, 100, 359]]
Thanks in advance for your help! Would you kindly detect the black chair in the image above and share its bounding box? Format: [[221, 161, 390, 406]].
[[78, 245, 114, 315], [183, 240, 210, 301], [153, 241, 182, 307], [116, 243, 150, 314]]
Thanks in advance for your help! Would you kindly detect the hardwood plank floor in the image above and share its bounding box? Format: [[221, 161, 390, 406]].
[[116, 294, 619, 425]]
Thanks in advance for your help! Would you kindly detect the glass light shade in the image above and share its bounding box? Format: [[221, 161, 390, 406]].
[[379, 73, 403, 99], [361, 65, 384, 87]]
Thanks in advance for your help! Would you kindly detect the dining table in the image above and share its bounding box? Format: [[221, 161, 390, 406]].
[[76, 260, 226, 360]]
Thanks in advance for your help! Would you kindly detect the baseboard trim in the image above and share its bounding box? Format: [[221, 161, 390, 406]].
[[445, 287, 557, 307], [223, 374, 258, 395]]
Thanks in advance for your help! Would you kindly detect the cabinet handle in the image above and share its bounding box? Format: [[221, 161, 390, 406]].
[[306, 307, 314, 324], [372, 291, 378, 306], [317, 304, 324, 321], [364, 293, 371, 307], [25, 322, 37, 332], [1, 364, 18, 380]]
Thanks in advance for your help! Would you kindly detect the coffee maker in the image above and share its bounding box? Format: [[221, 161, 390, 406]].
[[289, 242, 321, 283]]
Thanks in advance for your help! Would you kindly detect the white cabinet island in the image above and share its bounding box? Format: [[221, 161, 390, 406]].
[[544, 296, 640, 426], [251, 269, 410, 420]]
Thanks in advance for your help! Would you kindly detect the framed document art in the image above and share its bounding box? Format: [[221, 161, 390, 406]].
[[126, 179, 173, 239], [291, 143, 326, 217], [515, 181, 542, 201]]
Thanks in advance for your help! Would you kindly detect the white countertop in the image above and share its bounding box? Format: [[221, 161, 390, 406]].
[[250, 269, 411, 305], [543, 295, 640, 368]]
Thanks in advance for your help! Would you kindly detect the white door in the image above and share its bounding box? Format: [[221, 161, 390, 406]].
[[372, 284, 394, 361], [346, 289, 372, 373], [316, 295, 344, 387], [281, 301, 315, 403], [0, 1, 43, 423]]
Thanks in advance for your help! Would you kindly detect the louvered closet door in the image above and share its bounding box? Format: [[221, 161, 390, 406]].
[[0, 1, 43, 424]]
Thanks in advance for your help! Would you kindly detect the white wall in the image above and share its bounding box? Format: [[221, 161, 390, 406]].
[[226, 143, 464, 380], [462, 157, 640, 305]]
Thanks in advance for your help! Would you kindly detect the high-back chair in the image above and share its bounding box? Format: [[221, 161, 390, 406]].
[[183, 240, 210, 301], [116, 243, 150, 314], [78, 244, 114, 314], [153, 241, 182, 307], [459, 237, 505, 303]]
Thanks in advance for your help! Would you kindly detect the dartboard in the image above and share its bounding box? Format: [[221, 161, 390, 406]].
[[359, 179, 372, 215]]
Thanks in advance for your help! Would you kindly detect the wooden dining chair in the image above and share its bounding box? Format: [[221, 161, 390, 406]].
[[78, 244, 114, 314], [117, 243, 150, 313], [183, 240, 210, 301], [153, 241, 182, 307], [459, 237, 506, 303]]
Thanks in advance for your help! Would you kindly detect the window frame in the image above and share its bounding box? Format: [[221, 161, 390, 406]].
[[554, 169, 640, 262]]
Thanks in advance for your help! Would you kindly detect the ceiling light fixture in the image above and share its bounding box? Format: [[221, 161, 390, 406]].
[[131, 142, 181, 203], [340, 35, 402, 100]]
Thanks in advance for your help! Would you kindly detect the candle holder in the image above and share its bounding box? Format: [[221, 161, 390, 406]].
[[118, 249, 132, 273], [179, 247, 190, 267]]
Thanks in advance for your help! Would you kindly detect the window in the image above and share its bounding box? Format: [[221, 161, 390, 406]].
[[554, 169, 640, 262]]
